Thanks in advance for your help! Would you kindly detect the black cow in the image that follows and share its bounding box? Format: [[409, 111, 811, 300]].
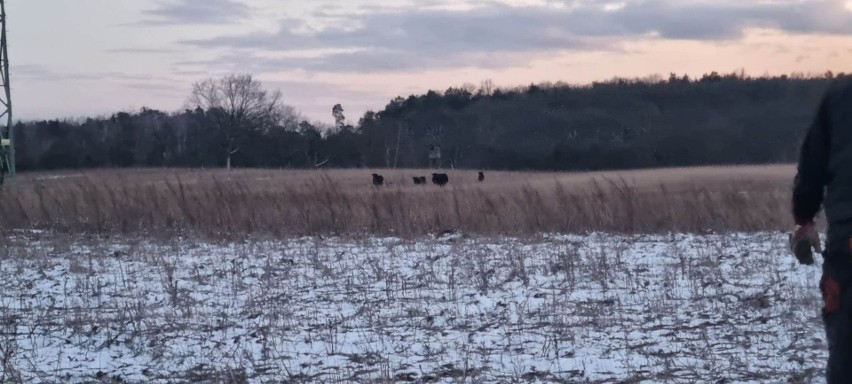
[[478, 171, 485, 182], [432, 173, 449, 187], [372, 173, 384, 187], [413, 176, 427, 185]]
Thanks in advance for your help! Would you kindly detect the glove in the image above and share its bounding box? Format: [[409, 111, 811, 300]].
[[789, 222, 822, 265]]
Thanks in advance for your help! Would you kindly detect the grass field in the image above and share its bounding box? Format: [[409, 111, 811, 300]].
[[0, 231, 825, 383], [0, 165, 830, 383], [0, 165, 798, 236]]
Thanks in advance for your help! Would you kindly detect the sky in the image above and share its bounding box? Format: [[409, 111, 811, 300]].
[[9, 0, 852, 125]]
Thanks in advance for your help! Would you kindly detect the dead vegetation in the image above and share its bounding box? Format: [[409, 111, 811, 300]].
[[0, 231, 825, 383], [0, 165, 796, 236]]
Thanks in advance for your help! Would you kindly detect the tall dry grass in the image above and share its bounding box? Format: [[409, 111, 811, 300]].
[[0, 166, 797, 236]]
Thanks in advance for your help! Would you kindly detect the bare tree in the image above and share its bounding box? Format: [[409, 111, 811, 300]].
[[479, 79, 494, 96], [188, 74, 289, 169]]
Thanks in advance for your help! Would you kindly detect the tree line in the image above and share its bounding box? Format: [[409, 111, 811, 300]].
[[11, 71, 840, 172]]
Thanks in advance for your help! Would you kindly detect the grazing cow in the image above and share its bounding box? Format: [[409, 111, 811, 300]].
[[432, 173, 449, 187], [372, 173, 384, 187], [478, 171, 485, 182], [413, 176, 427, 185]]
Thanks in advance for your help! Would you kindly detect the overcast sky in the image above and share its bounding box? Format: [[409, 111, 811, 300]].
[[10, 0, 852, 124]]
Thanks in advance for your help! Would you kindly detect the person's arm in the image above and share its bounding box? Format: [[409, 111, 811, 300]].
[[793, 93, 832, 225]]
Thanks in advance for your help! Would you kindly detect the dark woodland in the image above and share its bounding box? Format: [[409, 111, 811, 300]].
[[12, 71, 841, 172]]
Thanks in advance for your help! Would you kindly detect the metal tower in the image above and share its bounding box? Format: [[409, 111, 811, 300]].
[[0, 0, 12, 183]]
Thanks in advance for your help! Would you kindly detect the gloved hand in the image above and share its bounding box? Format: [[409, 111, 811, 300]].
[[789, 222, 822, 265]]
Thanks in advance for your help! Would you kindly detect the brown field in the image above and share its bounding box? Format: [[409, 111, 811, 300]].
[[0, 165, 798, 236]]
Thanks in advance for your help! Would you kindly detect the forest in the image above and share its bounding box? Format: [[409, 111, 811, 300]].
[[11, 71, 840, 172]]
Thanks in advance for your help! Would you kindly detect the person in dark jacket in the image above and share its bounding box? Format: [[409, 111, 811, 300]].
[[792, 78, 852, 383]]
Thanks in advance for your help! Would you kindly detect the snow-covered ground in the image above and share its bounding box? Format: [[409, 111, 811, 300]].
[[0, 231, 827, 383]]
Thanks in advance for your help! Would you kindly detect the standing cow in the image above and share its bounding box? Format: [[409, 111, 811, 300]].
[[478, 171, 485, 182], [432, 173, 449, 187], [372, 174, 384, 187]]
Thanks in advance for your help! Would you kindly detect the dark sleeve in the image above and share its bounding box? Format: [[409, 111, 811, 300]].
[[792, 93, 832, 225]]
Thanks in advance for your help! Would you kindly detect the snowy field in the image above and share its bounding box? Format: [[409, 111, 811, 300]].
[[0, 231, 827, 383]]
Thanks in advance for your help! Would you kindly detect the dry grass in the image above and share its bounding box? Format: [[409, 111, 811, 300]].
[[0, 165, 798, 236], [0, 232, 826, 382]]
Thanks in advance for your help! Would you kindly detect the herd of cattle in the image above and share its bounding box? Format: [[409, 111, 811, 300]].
[[371, 171, 484, 187]]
